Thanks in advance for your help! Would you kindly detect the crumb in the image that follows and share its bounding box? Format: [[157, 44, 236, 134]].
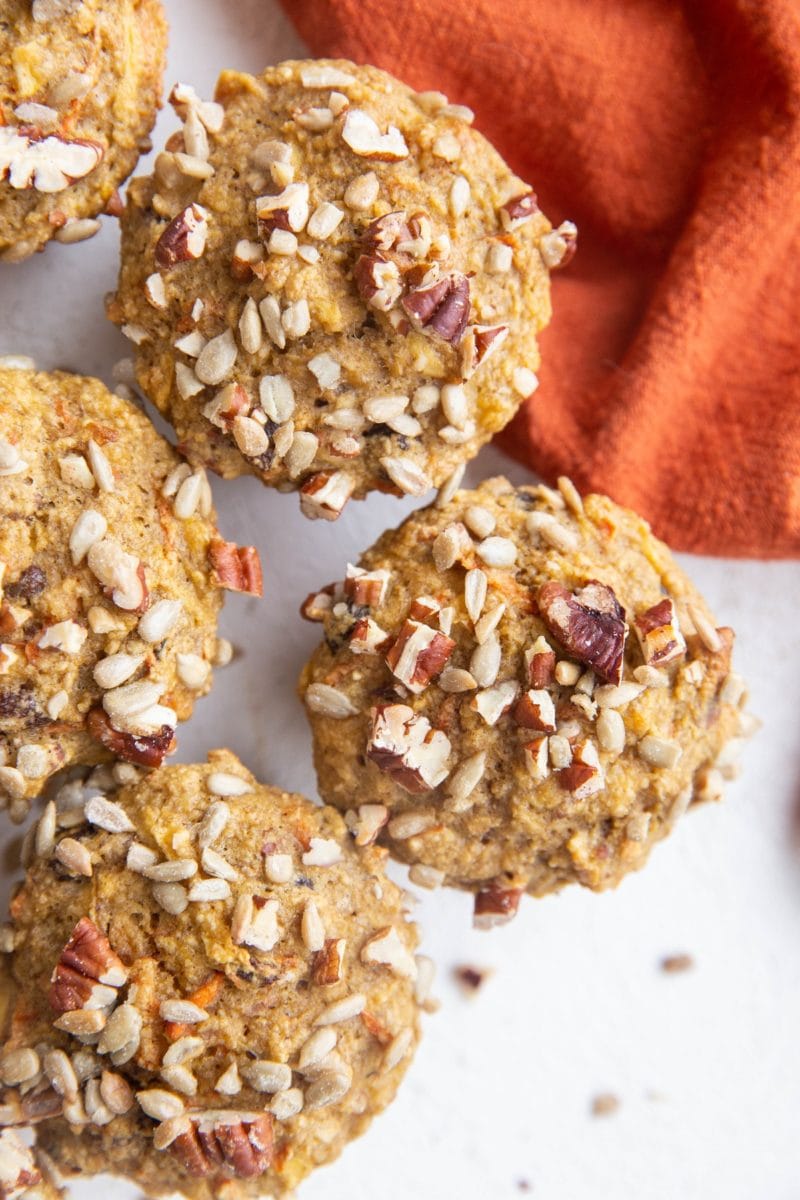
[[660, 953, 695, 974], [453, 964, 493, 996], [516, 1180, 532, 1193], [591, 1093, 620, 1118]]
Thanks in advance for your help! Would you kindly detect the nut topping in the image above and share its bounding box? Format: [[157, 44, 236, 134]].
[[299, 471, 355, 521], [367, 704, 451, 792], [208, 539, 263, 596], [500, 190, 539, 231], [0, 1129, 40, 1198], [49, 917, 127, 1014], [401, 273, 470, 345], [460, 323, 509, 378], [512, 688, 557, 733], [344, 564, 391, 607], [473, 883, 524, 929], [634, 598, 686, 666], [556, 740, 605, 799], [170, 1114, 274, 1179], [536, 580, 627, 685], [385, 619, 455, 693], [0, 127, 102, 192], [155, 203, 209, 268], [86, 706, 176, 768], [341, 109, 409, 160]]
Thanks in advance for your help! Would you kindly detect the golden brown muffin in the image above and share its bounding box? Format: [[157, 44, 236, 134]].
[[109, 58, 571, 519], [0, 0, 167, 261], [0, 752, 428, 1199], [299, 476, 750, 923], [0, 367, 261, 819]]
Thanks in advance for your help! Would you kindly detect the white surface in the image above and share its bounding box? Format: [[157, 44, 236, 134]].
[[2, 3, 800, 1197]]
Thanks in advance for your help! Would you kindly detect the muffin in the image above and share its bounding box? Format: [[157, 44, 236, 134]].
[[109, 58, 571, 520], [0, 367, 262, 819], [0, 751, 428, 1199], [0, 0, 167, 261], [299, 476, 750, 923]]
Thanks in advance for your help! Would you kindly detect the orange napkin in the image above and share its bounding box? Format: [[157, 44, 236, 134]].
[[279, 0, 800, 557]]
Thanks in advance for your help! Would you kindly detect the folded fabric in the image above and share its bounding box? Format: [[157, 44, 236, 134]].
[[279, 0, 800, 557]]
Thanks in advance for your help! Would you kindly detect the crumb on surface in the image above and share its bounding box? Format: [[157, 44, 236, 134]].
[[591, 1092, 620, 1118], [660, 952, 695, 974]]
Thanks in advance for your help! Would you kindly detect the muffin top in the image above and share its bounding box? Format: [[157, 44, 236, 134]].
[[1, 751, 428, 1199], [0, 0, 167, 260], [299, 476, 748, 921], [110, 58, 568, 519], [0, 368, 260, 817]]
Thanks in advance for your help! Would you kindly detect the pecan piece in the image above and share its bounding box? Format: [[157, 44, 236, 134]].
[[527, 646, 556, 688], [556, 740, 605, 799], [473, 883, 524, 929], [344, 564, 391, 607], [353, 253, 402, 312], [367, 704, 451, 792], [401, 273, 470, 345], [536, 580, 627, 685], [500, 190, 539, 230], [0, 127, 103, 193], [172, 1115, 274, 1180], [460, 323, 509, 378], [512, 688, 557, 733], [300, 584, 334, 622], [86, 706, 176, 768], [208, 539, 263, 596], [155, 203, 209, 268], [49, 917, 127, 1013], [312, 937, 346, 986], [385, 619, 455, 693], [349, 617, 390, 655], [299, 471, 354, 521], [0, 1128, 41, 1198], [634, 598, 686, 666]]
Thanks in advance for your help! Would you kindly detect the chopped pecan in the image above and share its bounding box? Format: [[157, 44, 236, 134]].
[[86, 706, 176, 768], [353, 253, 402, 312], [155, 203, 209, 268], [512, 688, 557, 733], [172, 1115, 274, 1180], [473, 883, 524, 929], [208, 539, 263, 596], [0, 127, 103, 192], [367, 704, 451, 793], [634, 598, 686, 667], [528, 647, 556, 688], [349, 617, 390, 655], [344, 564, 390, 607], [360, 1010, 392, 1046], [300, 584, 335, 622], [536, 580, 627, 685], [500, 190, 539, 230], [0, 1128, 41, 1198], [385, 619, 455, 693], [401, 273, 470, 344], [49, 917, 127, 1013], [299, 471, 354, 521], [461, 323, 509, 378], [556, 740, 605, 799], [255, 182, 309, 237], [312, 937, 346, 986]]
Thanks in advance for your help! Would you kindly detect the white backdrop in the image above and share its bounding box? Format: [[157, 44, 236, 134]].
[[1, 3, 799, 1197]]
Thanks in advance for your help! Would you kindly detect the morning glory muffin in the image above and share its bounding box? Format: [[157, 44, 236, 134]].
[[299, 476, 750, 924], [109, 58, 571, 520], [0, 751, 428, 1199], [0, 367, 261, 820], [0, 0, 167, 261]]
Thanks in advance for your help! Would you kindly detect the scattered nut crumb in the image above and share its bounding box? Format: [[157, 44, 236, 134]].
[[516, 1180, 532, 1193], [660, 953, 695, 974], [591, 1092, 620, 1118], [453, 964, 493, 996]]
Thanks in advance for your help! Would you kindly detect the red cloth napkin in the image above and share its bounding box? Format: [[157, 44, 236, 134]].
[[279, 0, 800, 557]]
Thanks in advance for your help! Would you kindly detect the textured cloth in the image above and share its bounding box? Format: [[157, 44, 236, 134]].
[[280, 0, 800, 557]]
